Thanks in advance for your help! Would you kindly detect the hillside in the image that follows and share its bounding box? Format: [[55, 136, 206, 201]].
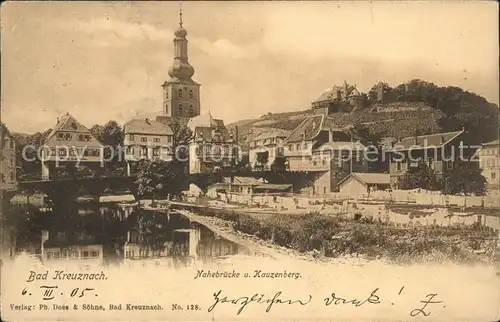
[[228, 79, 499, 149]]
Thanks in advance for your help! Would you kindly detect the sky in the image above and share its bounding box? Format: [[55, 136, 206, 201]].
[[1, 1, 498, 134]]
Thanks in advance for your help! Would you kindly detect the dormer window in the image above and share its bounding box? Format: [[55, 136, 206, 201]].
[[178, 89, 183, 98]]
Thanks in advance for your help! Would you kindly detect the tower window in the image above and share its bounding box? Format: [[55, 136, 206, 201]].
[[179, 104, 183, 112], [189, 90, 194, 98], [166, 91, 168, 99], [189, 105, 194, 115], [178, 89, 182, 98]]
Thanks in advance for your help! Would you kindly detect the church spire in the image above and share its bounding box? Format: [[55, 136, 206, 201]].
[[179, 3, 183, 27], [168, 5, 195, 81]]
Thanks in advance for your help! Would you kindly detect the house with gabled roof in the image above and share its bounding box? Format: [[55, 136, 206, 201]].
[[248, 128, 290, 171], [283, 114, 369, 194], [386, 129, 479, 188], [41, 113, 104, 180]]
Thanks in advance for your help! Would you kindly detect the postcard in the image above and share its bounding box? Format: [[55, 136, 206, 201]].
[[1, 1, 499, 321]]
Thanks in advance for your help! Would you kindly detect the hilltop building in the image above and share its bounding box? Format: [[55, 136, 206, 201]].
[[311, 80, 364, 115], [40, 113, 104, 180], [479, 139, 499, 191]]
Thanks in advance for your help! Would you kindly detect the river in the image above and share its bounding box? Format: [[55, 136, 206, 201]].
[[5, 195, 255, 268]]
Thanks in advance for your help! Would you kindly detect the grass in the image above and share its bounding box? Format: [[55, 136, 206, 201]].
[[185, 206, 499, 264]]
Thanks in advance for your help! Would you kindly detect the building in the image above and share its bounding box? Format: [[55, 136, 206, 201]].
[[188, 111, 239, 174], [123, 118, 174, 176], [479, 139, 499, 190], [253, 184, 293, 194], [0, 122, 17, 191], [284, 114, 368, 194], [386, 129, 478, 188], [162, 11, 201, 118], [338, 172, 390, 197], [311, 80, 364, 115], [248, 128, 290, 171], [40, 113, 104, 180]]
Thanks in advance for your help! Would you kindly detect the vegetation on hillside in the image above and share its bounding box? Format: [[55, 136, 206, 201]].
[[228, 79, 498, 146]]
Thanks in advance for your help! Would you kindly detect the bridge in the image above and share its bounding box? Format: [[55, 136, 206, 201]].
[[17, 169, 316, 204]]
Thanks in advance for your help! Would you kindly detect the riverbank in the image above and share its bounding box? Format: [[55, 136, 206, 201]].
[[169, 203, 499, 265]]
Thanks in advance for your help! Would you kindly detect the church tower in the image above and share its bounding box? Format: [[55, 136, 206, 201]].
[[162, 9, 201, 118]]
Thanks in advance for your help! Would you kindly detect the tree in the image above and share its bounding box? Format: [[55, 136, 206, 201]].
[[398, 161, 441, 191], [13, 129, 52, 179], [442, 161, 487, 196], [135, 159, 169, 204], [90, 121, 124, 172]]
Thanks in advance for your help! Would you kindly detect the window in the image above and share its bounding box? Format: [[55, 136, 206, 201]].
[[69, 149, 75, 156], [65, 133, 71, 141], [10, 140, 14, 149], [492, 172, 496, 180], [167, 136, 172, 143], [165, 91, 168, 99], [57, 133, 64, 141], [140, 147, 147, 156], [77, 134, 83, 141], [396, 161, 402, 171], [178, 89, 183, 98], [289, 144, 294, 151], [189, 105, 194, 115], [189, 90, 194, 98], [58, 149, 67, 156], [141, 137, 147, 142], [447, 161, 454, 170], [179, 104, 183, 112], [153, 148, 160, 156], [296, 143, 300, 150], [10, 171, 15, 182], [153, 137, 160, 143], [90, 251, 99, 258], [82, 251, 89, 258], [129, 134, 135, 141]]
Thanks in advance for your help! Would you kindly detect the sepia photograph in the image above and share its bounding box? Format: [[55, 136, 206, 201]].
[[1, 1, 499, 321]]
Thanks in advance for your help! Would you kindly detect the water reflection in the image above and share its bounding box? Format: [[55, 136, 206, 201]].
[[8, 198, 251, 268]]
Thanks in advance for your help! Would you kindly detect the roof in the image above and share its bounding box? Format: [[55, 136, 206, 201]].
[[252, 128, 291, 142], [206, 182, 230, 190], [314, 82, 361, 102], [286, 114, 324, 143], [338, 173, 390, 186], [44, 113, 103, 145], [223, 176, 262, 186], [253, 184, 292, 191], [482, 139, 499, 147], [313, 141, 367, 152], [124, 118, 173, 135], [156, 116, 190, 128], [189, 112, 232, 142], [387, 130, 464, 152]]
